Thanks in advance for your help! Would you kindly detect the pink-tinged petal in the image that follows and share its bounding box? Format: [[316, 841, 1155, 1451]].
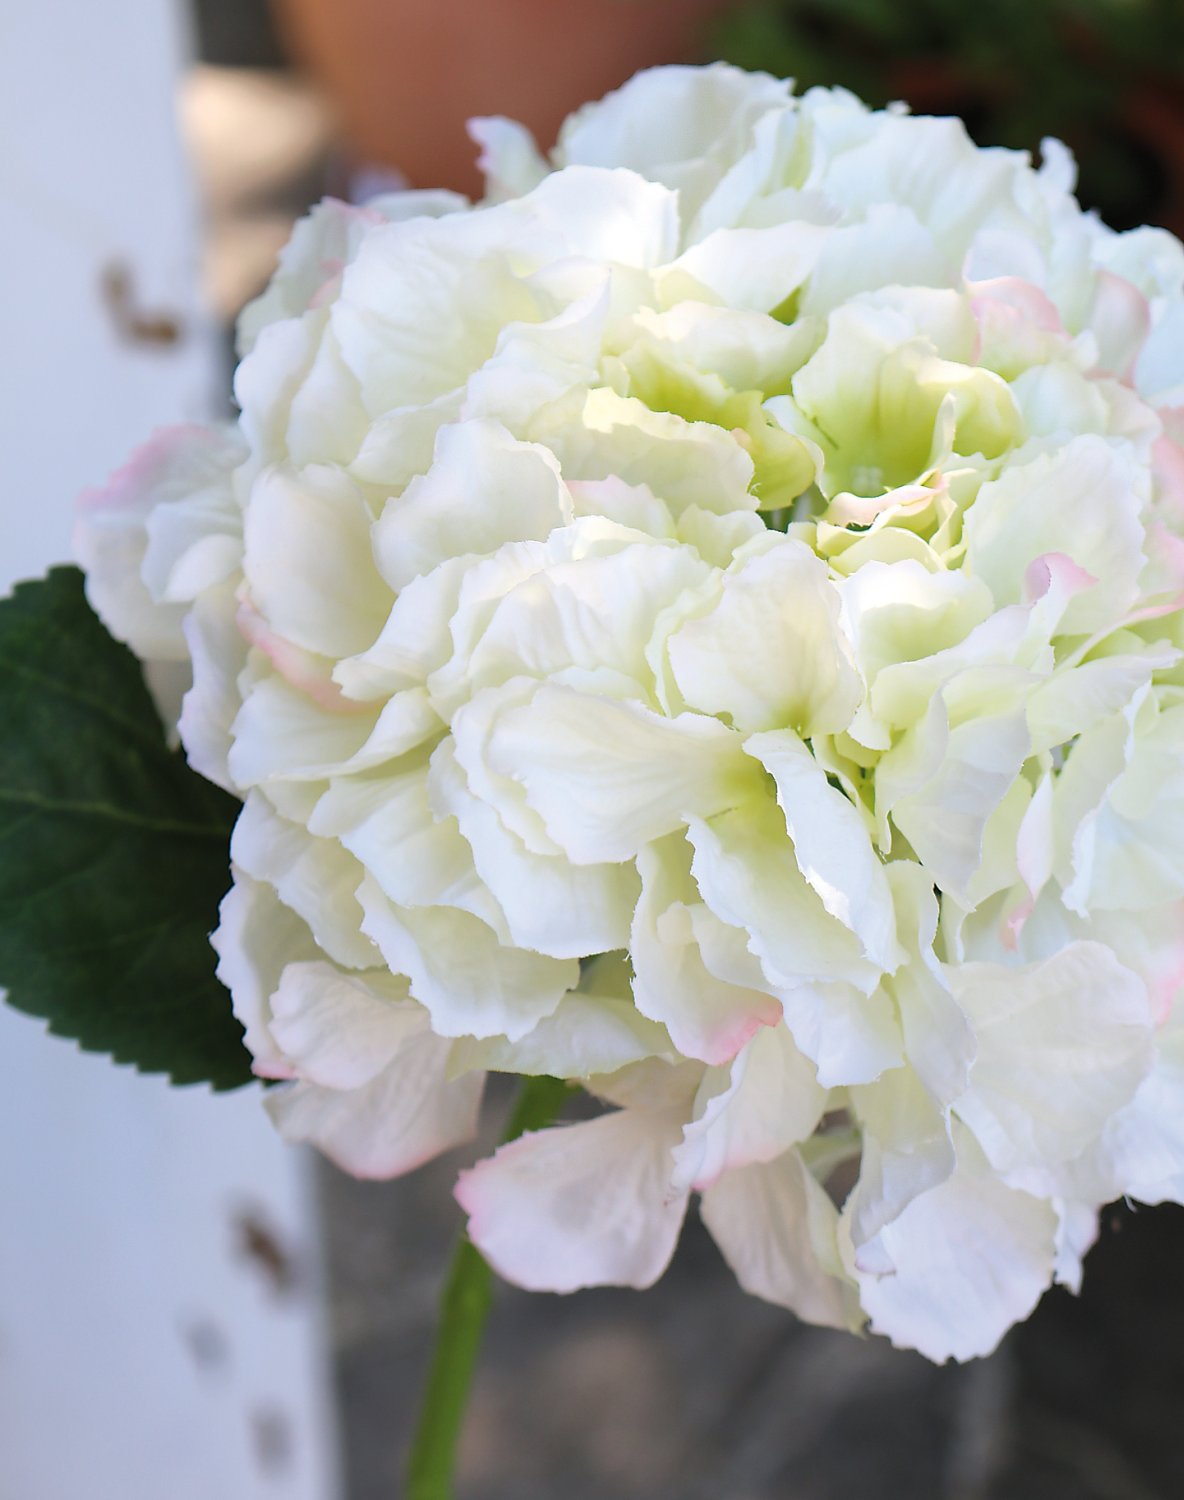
[[965, 438, 1147, 637], [1087, 270, 1152, 382], [267, 961, 419, 1090], [236, 599, 359, 715], [631, 838, 780, 1067], [673, 1022, 826, 1192], [968, 276, 1065, 375], [1150, 947, 1184, 1027], [701, 1153, 859, 1331], [75, 424, 239, 662], [307, 257, 346, 311], [1022, 550, 1098, 607], [1142, 520, 1184, 606], [969, 276, 1064, 334], [456, 1108, 689, 1292], [266, 1029, 484, 1179], [236, 198, 385, 355], [1097, 904, 1184, 1027], [1152, 435, 1184, 519]]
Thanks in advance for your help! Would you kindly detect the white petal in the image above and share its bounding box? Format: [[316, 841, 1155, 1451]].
[[532, 386, 755, 518], [746, 730, 899, 971], [268, 960, 416, 1089], [1053, 1201, 1099, 1293], [456, 1107, 688, 1291], [877, 675, 1033, 900], [266, 1027, 483, 1179], [631, 837, 781, 1065], [428, 740, 637, 958], [75, 425, 243, 662], [228, 677, 380, 787], [846, 1066, 955, 1270], [556, 63, 790, 224], [685, 802, 879, 995], [674, 1022, 827, 1191], [211, 870, 320, 1079], [243, 463, 389, 659], [463, 537, 712, 701], [469, 116, 548, 201], [778, 979, 903, 1089], [179, 581, 250, 792], [950, 942, 1155, 1177], [963, 436, 1148, 635], [236, 197, 385, 354], [510, 164, 680, 269], [668, 220, 827, 312], [334, 555, 468, 702], [852, 1127, 1057, 1362], [230, 791, 377, 969], [308, 763, 503, 931], [357, 875, 576, 1040], [668, 537, 862, 736], [372, 419, 572, 592], [488, 682, 759, 864], [283, 326, 369, 468], [883, 861, 974, 1106], [800, 205, 950, 315], [332, 215, 536, 416], [451, 956, 673, 1080], [349, 389, 464, 494], [701, 1153, 859, 1330], [1097, 1029, 1184, 1206]]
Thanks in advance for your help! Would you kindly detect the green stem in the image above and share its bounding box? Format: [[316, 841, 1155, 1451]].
[[405, 1075, 569, 1500]]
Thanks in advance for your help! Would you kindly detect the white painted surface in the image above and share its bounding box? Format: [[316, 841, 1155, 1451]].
[[0, 1012, 340, 1500], [0, 2, 341, 1497], [1, 0, 215, 580]]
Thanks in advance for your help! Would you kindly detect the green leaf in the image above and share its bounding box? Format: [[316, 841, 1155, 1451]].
[[0, 567, 253, 1089]]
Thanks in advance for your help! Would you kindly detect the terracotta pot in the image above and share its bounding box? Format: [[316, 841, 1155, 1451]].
[[272, 0, 733, 195]]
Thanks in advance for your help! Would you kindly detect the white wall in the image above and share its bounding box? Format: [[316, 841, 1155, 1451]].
[[0, 2, 340, 1496]]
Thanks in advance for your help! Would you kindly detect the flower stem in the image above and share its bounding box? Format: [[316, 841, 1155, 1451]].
[[405, 1075, 569, 1500]]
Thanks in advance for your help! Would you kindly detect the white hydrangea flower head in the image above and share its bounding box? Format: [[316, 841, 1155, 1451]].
[[76, 63, 1184, 1363]]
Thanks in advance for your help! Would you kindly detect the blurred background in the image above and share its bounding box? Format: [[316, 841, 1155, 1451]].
[[3, 1, 1183, 1496]]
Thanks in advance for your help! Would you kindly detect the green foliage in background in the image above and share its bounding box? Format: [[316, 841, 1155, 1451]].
[[0, 568, 251, 1089], [714, 0, 1184, 230]]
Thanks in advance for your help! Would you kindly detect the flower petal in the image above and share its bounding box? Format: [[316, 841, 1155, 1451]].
[[631, 835, 781, 1065], [669, 537, 862, 736], [851, 1127, 1057, 1362], [488, 682, 759, 864], [266, 1025, 483, 1179], [357, 875, 576, 1040], [950, 942, 1155, 1179], [456, 1107, 688, 1291], [701, 1152, 859, 1330], [674, 1022, 827, 1190], [267, 960, 416, 1089]]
